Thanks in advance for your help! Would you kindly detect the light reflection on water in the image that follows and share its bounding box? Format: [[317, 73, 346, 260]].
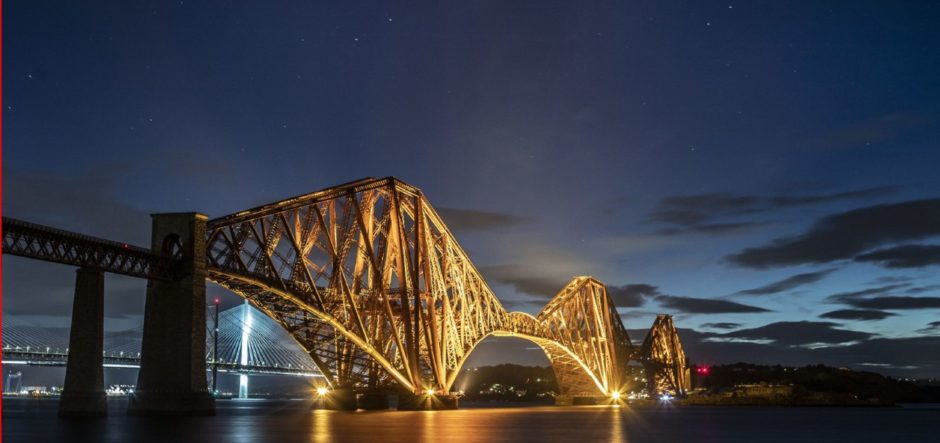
[[610, 405, 625, 443], [2, 398, 938, 443], [312, 409, 330, 443]]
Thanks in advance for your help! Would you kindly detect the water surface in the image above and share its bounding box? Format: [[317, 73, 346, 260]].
[[3, 398, 937, 442]]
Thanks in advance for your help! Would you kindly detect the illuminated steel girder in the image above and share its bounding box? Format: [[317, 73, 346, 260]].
[[639, 314, 691, 397], [499, 277, 634, 395], [2, 177, 690, 397], [205, 177, 640, 395]]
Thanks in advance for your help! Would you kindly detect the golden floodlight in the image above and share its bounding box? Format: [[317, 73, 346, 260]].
[[611, 391, 621, 400], [425, 388, 437, 396], [316, 387, 330, 397]]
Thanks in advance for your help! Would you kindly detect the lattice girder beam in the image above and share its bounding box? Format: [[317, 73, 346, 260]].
[[2, 217, 178, 280], [639, 314, 691, 397], [205, 178, 665, 396]]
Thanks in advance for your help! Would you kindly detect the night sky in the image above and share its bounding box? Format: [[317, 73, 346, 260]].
[[4, 1, 940, 379]]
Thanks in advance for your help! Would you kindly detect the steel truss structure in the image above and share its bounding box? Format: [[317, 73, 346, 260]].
[[1, 217, 177, 280], [639, 314, 691, 396], [205, 177, 677, 396], [2, 177, 691, 398]]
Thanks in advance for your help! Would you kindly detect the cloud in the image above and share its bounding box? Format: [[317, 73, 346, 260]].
[[434, 207, 524, 231], [3, 170, 152, 244], [650, 193, 760, 226], [837, 296, 940, 310], [653, 222, 766, 237], [735, 269, 836, 296], [819, 309, 897, 321], [854, 244, 940, 268], [727, 198, 940, 268], [655, 295, 770, 314], [607, 284, 657, 307], [906, 284, 940, 294], [827, 284, 911, 300], [649, 187, 897, 227], [825, 283, 940, 310], [478, 265, 567, 298], [917, 321, 940, 335], [866, 276, 915, 285], [619, 310, 662, 322], [500, 297, 550, 311], [718, 321, 873, 347], [700, 322, 742, 330]]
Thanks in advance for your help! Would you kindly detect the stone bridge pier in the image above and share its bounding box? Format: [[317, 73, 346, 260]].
[[128, 213, 215, 415], [58, 267, 107, 417]]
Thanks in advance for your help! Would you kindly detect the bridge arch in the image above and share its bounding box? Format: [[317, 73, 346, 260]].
[[210, 270, 620, 396], [209, 270, 417, 391], [441, 311, 607, 395], [202, 178, 648, 396]]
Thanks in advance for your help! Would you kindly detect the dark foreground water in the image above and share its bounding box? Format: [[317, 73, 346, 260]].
[[3, 398, 938, 443]]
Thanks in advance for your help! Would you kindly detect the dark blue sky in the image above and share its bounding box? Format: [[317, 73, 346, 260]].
[[4, 1, 940, 377]]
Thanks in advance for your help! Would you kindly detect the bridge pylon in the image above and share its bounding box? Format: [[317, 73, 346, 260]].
[[639, 314, 691, 398], [128, 213, 215, 415], [58, 267, 107, 417]]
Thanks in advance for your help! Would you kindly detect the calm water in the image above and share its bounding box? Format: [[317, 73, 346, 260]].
[[2, 398, 938, 442]]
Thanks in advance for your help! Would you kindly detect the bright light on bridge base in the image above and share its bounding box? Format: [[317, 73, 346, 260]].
[[316, 387, 330, 397]]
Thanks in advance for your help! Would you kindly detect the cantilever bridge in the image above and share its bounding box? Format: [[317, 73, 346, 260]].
[[2, 177, 689, 414]]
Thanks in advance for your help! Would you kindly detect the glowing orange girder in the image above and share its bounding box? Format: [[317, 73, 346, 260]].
[[205, 177, 686, 396]]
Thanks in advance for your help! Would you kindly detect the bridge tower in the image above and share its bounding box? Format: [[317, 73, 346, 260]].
[[238, 300, 251, 399], [639, 314, 691, 398], [128, 213, 215, 415], [58, 267, 107, 417], [5, 371, 23, 394]]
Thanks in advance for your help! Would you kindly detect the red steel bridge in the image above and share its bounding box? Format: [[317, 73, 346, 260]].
[[2, 177, 689, 415]]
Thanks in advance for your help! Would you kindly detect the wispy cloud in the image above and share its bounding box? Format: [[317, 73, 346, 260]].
[[735, 269, 836, 296], [854, 244, 940, 268], [650, 187, 896, 227], [728, 198, 940, 268], [656, 295, 770, 314], [819, 309, 896, 321], [435, 207, 525, 231]]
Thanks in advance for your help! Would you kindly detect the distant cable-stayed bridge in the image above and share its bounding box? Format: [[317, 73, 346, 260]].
[[2, 303, 322, 378]]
